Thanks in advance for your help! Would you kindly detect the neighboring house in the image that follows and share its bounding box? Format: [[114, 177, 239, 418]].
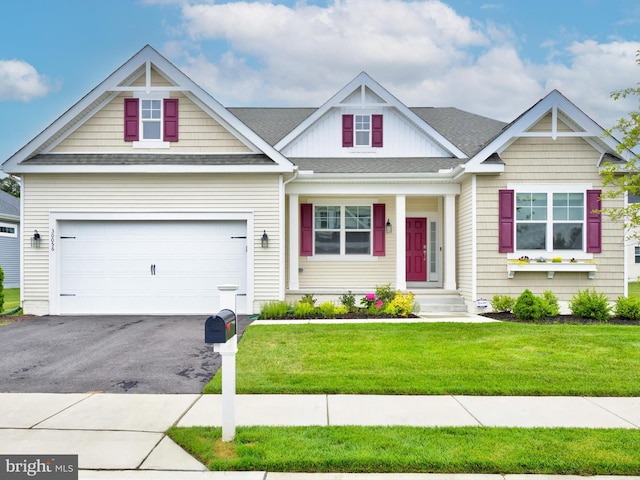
[[0, 189, 20, 289], [626, 194, 640, 282], [1, 45, 629, 316]]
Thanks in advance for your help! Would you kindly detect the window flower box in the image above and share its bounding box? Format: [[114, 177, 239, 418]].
[[507, 260, 596, 279]]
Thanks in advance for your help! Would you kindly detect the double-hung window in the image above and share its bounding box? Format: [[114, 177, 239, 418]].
[[124, 96, 179, 144], [500, 186, 601, 255], [141, 99, 162, 140], [515, 190, 585, 251], [314, 205, 372, 255], [354, 115, 371, 146]]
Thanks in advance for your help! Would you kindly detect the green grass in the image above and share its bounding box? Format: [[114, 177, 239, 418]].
[[204, 322, 640, 396], [167, 425, 640, 474], [2, 288, 20, 312]]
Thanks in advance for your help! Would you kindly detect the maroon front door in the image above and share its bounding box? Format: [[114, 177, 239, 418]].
[[406, 217, 427, 282]]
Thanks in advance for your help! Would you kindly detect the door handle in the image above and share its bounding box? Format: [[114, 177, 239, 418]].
[[151, 264, 156, 275]]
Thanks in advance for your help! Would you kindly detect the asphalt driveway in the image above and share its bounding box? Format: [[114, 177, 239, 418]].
[[0, 315, 252, 394]]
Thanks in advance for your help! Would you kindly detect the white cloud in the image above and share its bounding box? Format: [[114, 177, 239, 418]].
[[163, 0, 639, 129], [0, 59, 53, 102]]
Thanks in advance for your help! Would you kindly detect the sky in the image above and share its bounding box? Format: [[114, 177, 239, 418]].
[[1, 0, 640, 165]]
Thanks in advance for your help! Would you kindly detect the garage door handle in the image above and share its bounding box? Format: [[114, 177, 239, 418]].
[[151, 264, 156, 276]]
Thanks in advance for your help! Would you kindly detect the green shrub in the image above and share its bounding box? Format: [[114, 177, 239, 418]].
[[491, 294, 515, 313], [334, 305, 348, 316], [317, 301, 336, 318], [339, 291, 357, 312], [299, 293, 317, 306], [615, 296, 640, 320], [513, 289, 545, 320], [293, 301, 317, 318], [383, 291, 416, 317], [374, 283, 396, 304], [541, 290, 560, 317], [569, 288, 611, 322], [260, 300, 291, 319]]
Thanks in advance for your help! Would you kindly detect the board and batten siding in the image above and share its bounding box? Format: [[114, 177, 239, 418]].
[[474, 133, 625, 304], [295, 196, 396, 290], [282, 108, 450, 158], [52, 92, 250, 154], [21, 173, 281, 315]]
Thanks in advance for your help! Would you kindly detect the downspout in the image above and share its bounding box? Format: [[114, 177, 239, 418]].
[[279, 167, 299, 301]]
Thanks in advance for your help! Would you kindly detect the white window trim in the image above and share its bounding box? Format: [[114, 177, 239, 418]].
[[311, 203, 374, 259], [133, 91, 170, 149], [0, 221, 17, 238], [354, 114, 371, 147], [507, 183, 593, 260]]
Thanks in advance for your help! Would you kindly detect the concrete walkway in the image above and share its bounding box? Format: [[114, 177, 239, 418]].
[[1, 392, 640, 479]]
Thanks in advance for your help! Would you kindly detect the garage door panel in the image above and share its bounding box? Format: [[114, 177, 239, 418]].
[[58, 220, 247, 314]]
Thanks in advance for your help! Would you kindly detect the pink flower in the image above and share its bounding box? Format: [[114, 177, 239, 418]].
[[366, 293, 376, 301], [375, 300, 383, 309]]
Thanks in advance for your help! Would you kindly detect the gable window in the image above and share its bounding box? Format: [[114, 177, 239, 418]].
[[499, 186, 601, 254], [124, 97, 179, 144], [141, 99, 162, 140], [342, 114, 383, 148], [355, 115, 371, 146]]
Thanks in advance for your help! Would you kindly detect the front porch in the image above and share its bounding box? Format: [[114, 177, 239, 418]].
[[284, 187, 460, 296]]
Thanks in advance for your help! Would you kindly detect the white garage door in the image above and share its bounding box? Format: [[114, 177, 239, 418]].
[[58, 220, 247, 314]]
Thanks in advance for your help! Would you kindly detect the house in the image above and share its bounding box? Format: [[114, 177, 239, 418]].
[[626, 194, 640, 282], [1, 45, 629, 316], [0, 189, 20, 289]]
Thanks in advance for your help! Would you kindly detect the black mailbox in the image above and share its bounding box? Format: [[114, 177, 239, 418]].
[[205, 309, 237, 343]]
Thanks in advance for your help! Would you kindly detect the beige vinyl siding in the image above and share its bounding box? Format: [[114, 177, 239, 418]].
[[52, 92, 250, 154], [131, 67, 172, 87], [21, 173, 281, 314], [297, 196, 396, 290], [456, 176, 474, 304], [475, 134, 625, 304]]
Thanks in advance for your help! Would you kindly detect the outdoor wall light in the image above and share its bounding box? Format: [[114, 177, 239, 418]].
[[261, 230, 269, 248], [386, 219, 392, 233], [31, 229, 41, 248]]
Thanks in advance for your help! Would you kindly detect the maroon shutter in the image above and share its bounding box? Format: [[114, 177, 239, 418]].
[[342, 114, 354, 147], [498, 189, 514, 253], [300, 203, 313, 256], [586, 189, 602, 253], [373, 203, 386, 256], [163, 98, 179, 142], [372, 114, 383, 147], [124, 98, 139, 141]]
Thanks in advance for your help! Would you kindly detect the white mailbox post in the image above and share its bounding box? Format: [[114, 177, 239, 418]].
[[214, 284, 239, 442]]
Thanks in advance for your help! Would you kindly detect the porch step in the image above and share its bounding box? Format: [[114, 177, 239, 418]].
[[414, 293, 468, 314]]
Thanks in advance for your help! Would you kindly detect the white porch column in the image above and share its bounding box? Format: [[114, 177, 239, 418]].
[[443, 193, 457, 290], [288, 194, 300, 290], [395, 195, 407, 291]]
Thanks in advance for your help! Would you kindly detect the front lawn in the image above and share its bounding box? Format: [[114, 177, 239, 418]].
[[2, 288, 20, 312], [204, 322, 640, 396], [167, 425, 640, 474]]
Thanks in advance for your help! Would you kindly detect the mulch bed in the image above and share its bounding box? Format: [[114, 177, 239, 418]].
[[481, 312, 640, 325]]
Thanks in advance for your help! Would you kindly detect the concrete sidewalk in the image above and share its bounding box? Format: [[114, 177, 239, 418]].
[[1, 392, 639, 479]]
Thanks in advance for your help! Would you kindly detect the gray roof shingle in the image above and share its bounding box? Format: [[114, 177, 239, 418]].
[[22, 153, 275, 166], [0, 190, 19, 217]]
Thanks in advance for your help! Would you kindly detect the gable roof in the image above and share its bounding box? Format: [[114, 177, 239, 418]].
[[273, 72, 467, 159], [2, 45, 294, 174], [0, 190, 19, 221], [465, 89, 626, 173]]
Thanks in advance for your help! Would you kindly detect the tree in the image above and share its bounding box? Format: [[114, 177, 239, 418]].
[[601, 51, 640, 237], [0, 176, 20, 198]]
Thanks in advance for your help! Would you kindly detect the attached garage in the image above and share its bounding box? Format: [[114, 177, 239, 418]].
[[54, 219, 248, 315]]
